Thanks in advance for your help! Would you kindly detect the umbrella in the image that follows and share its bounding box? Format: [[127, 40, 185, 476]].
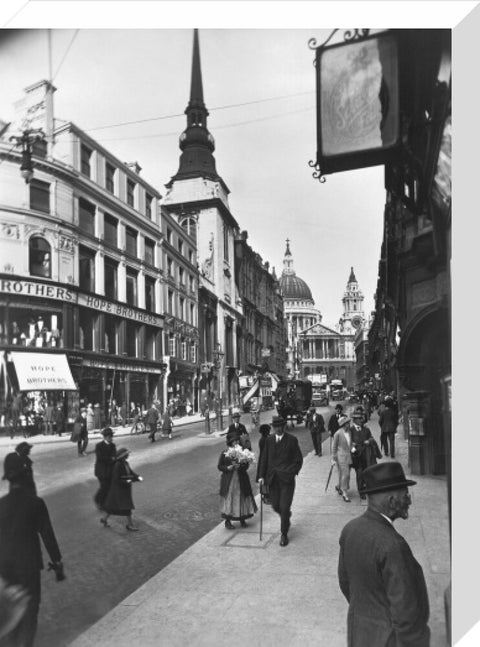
[[325, 463, 335, 493]]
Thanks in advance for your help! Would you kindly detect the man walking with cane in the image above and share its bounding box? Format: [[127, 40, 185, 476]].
[[257, 416, 303, 546]]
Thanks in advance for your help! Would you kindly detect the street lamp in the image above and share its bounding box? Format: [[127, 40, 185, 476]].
[[9, 128, 45, 184], [213, 343, 225, 429]]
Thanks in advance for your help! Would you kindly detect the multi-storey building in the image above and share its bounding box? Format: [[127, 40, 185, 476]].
[[160, 205, 199, 410], [234, 231, 286, 406], [0, 80, 175, 417]]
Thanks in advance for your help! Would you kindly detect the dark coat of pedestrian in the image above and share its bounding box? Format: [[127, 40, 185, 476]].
[[328, 405, 344, 437], [0, 457, 64, 647], [257, 415, 303, 546], [71, 409, 88, 456], [3, 442, 37, 496], [226, 413, 250, 449], [379, 398, 399, 458], [161, 410, 174, 439], [54, 405, 65, 436], [93, 403, 103, 430], [145, 404, 160, 442], [307, 407, 325, 456], [338, 461, 430, 647], [93, 428, 117, 511], [102, 448, 142, 531], [350, 407, 373, 500]]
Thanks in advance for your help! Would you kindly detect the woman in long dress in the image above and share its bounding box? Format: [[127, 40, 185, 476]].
[[218, 440, 257, 530], [101, 448, 142, 531]]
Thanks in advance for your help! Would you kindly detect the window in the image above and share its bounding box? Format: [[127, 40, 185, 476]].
[[191, 342, 197, 364], [79, 245, 95, 292], [180, 216, 197, 243], [223, 224, 229, 261], [104, 315, 117, 354], [106, 163, 115, 193], [125, 227, 137, 256], [145, 276, 155, 312], [127, 178, 136, 207], [188, 250, 193, 264], [190, 303, 195, 326], [126, 269, 137, 306], [167, 289, 174, 314], [104, 258, 118, 300], [81, 144, 92, 177], [79, 308, 95, 350], [146, 193, 153, 220], [178, 240, 183, 255], [179, 267, 184, 286], [181, 339, 187, 361], [144, 238, 155, 265], [29, 237, 51, 278], [169, 334, 176, 356], [166, 227, 172, 243], [125, 321, 137, 357], [145, 327, 156, 359], [79, 198, 95, 235], [104, 214, 118, 247], [179, 297, 185, 320], [189, 275, 194, 293], [167, 257, 173, 277], [30, 179, 50, 213]]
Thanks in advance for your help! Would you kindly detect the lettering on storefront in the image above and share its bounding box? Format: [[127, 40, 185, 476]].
[[83, 358, 164, 373], [0, 278, 163, 327]]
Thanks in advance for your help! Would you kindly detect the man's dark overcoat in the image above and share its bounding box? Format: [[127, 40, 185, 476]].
[[258, 432, 303, 486], [338, 509, 430, 647], [94, 440, 117, 480]]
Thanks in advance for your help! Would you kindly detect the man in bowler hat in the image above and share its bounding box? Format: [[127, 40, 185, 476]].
[[0, 454, 64, 647], [258, 415, 303, 546], [338, 461, 430, 647], [3, 442, 36, 495], [94, 427, 117, 511]]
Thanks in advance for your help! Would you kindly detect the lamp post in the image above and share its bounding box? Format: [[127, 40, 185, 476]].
[[9, 128, 45, 184], [213, 343, 225, 430]]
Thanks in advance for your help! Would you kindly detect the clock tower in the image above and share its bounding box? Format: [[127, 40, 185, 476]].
[[338, 267, 365, 333]]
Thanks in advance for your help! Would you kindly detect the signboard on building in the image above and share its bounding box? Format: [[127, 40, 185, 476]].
[[10, 352, 77, 391]]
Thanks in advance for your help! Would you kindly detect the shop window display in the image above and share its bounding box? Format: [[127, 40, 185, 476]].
[[8, 311, 63, 348]]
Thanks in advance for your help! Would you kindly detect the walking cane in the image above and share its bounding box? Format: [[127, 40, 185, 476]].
[[259, 486, 263, 541], [325, 463, 334, 493]]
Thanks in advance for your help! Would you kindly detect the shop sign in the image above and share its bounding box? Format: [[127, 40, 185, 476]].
[[0, 277, 163, 328], [82, 358, 165, 373], [313, 31, 400, 176], [10, 352, 77, 391]]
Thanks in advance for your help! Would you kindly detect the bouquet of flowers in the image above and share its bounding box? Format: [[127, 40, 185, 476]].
[[225, 445, 256, 465]]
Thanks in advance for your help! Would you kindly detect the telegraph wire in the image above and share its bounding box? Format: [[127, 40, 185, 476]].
[[52, 30, 79, 83]]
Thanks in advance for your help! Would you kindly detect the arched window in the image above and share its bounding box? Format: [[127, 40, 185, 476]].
[[29, 237, 51, 278], [180, 217, 197, 243]]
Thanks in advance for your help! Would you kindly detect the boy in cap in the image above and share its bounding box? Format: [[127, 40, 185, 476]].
[[338, 462, 430, 647], [93, 427, 117, 511]]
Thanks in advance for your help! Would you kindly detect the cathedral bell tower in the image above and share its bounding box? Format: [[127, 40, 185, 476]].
[[338, 267, 365, 333]]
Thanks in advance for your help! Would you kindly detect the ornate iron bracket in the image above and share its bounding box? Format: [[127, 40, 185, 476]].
[[308, 159, 326, 184]]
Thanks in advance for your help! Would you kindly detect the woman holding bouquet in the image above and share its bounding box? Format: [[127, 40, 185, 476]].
[[218, 440, 257, 530]]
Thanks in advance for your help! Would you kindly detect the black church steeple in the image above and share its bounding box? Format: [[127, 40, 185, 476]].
[[166, 29, 220, 187]]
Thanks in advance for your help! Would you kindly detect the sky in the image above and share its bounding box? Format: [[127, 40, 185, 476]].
[[0, 26, 398, 328]]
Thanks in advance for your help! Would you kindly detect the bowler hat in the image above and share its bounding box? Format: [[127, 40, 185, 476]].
[[271, 415, 285, 427], [360, 461, 417, 494], [337, 416, 350, 428], [101, 427, 114, 437], [232, 412, 240, 418], [116, 447, 129, 460], [15, 441, 33, 453]]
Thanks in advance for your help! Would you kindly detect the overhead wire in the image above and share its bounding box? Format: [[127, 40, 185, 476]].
[[52, 30, 79, 83]]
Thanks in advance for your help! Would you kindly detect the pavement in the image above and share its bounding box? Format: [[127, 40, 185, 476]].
[[61, 409, 450, 647]]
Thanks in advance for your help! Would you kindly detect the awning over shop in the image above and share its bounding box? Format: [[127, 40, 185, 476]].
[[242, 379, 259, 406], [9, 352, 77, 391]]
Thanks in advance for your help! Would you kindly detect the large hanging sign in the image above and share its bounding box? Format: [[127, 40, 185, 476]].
[[9, 352, 77, 391], [311, 30, 400, 178]]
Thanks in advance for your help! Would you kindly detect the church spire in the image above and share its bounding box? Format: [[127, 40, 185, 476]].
[[348, 266, 357, 284], [282, 239, 295, 276], [166, 29, 220, 187]]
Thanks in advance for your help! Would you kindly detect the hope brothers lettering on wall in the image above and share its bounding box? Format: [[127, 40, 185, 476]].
[[1, 278, 162, 328]]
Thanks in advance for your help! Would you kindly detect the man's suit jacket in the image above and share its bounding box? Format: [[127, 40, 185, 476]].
[[226, 422, 249, 448], [328, 413, 342, 437], [94, 440, 117, 480], [338, 509, 430, 647], [308, 412, 325, 433], [0, 487, 62, 591], [258, 432, 303, 485]]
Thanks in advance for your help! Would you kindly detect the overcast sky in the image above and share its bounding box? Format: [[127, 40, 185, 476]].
[[0, 3, 471, 329]]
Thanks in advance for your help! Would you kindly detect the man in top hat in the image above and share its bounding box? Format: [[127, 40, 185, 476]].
[[226, 412, 250, 449], [93, 427, 117, 511], [350, 406, 373, 501], [328, 404, 344, 438], [257, 415, 303, 546], [307, 406, 325, 456], [0, 452, 64, 647], [3, 442, 36, 495], [338, 461, 430, 647]]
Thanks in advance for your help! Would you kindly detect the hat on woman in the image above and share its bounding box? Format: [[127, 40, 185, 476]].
[[259, 424, 271, 437], [101, 427, 114, 437], [15, 441, 33, 453], [116, 447, 129, 460], [360, 462, 417, 494], [337, 416, 351, 428]]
